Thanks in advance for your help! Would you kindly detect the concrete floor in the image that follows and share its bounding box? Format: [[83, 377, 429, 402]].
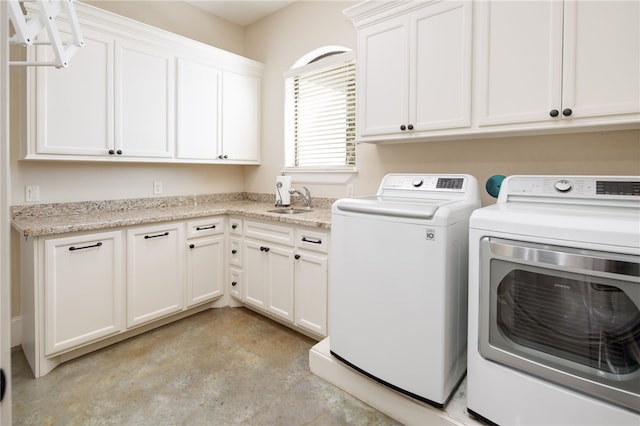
[[12, 307, 402, 425]]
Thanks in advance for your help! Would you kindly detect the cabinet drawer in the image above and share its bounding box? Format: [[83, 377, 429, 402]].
[[296, 229, 329, 254], [230, 268, 242, 301], [229, 217, 243, 236], [229, 237, 242, 267], [186, 217, 224, 238], [244, 220, 294, 246]]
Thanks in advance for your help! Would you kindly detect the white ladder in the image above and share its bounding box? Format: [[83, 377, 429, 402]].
[[8, 0, 83, 68]]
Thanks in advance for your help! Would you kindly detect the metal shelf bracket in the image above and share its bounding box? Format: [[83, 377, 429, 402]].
[[8, 0, 84, 68]]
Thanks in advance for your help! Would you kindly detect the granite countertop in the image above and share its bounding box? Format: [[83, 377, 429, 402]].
[[12, 194, 333, 237]]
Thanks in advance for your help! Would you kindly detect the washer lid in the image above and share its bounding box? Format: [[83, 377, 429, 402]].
[[334, 196, 443, 220]]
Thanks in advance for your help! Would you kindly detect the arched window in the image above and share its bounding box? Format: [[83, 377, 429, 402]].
[[284, 47, 356, 168]]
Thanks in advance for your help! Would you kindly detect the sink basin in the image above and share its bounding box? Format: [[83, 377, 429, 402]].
[[268, 208, 313, 215]]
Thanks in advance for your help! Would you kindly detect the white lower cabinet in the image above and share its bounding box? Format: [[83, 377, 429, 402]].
[[294, 229, 329, 336], [21, 229, 126, 377], [186, 235, 224, 307], [44, 231, 124, 356], [265, 245, 295, 322], [126, 223, 184, 327], [241, 220, 329, 337], [294, 251, 328, 336], [228, 218, 244, 302], [186, 217, 225, 307], [20, 214, 327, 378]]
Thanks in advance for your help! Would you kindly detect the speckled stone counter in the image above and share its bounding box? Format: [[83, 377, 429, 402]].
[[12, 193, 333, 237]]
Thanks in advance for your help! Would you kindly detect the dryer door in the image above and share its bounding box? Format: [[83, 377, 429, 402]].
[[479, 237, 640, 413]]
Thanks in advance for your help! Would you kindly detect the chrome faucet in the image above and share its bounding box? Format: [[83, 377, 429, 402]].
[[289, 186, 312, 209]]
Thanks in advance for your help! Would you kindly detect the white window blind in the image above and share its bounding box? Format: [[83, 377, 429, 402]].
[[284, 51, 356, 168]]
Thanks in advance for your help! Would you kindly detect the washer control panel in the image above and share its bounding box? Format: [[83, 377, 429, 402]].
[[500, 175, 640, 202], [380, 174, 466, 192]]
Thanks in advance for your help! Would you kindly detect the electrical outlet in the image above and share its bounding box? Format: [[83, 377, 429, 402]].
[[25, 185, 39, 202], [153, 181, 163, 195], [346, 184, 354, 198]]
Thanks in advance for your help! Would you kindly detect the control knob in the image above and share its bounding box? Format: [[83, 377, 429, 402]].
[[554, 179, 573, 193], [412, 178, 424, 188]]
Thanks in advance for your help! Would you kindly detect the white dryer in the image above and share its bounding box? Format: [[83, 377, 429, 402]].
[[468, 175, 640, 425], [329, 174, 480, 407]]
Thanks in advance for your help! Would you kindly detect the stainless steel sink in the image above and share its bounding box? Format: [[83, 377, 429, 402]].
[[268, 208, 313, 215]]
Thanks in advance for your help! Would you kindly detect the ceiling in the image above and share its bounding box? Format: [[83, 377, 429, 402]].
[[184, 1, 296, 26]]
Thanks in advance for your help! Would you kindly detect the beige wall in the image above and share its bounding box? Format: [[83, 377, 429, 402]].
[[244, 1, 640, 206], [244, 1, 359, 199], [86, 1, 246, 56]]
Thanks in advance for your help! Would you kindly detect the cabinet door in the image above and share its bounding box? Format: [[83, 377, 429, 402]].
[[186, 235, 224, 307], [32, 27, 114, 157], [562, 1, 640, 119], [176, 59, 221, 160], [411, 1, 471, 131], [294, 250, 328, 336], [127, 224, 184, 327], [243, 240, 268, 309], [266, 245, 295, 322], [357, 15, 409, 137], [115, 40, 175, 158], [221, 71, 260, 162], [44, 231, 123, 355], [475, 0, 564, 126]]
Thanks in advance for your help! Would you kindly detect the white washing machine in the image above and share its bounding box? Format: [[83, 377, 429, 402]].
[[468, 175, 640, 425], [329, 173, 480, 407]]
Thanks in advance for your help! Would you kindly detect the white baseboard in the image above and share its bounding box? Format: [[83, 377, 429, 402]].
[[11, 315, 21, 348]]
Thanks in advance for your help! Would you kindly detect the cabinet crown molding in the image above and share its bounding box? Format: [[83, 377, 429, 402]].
[[25, 1, 263, 75], [344, 0, 440, 28]]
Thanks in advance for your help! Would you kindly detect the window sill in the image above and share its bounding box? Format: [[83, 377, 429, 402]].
[[282, 167, 357, 185]]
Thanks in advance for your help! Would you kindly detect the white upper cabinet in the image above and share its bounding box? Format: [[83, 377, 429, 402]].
[[220, 71, 261, 162], [22, 2, 263, 164], [115, 40, 175, 159], [357, 15, 408, 137], [347, 0, 639, 143], [176, 59, 221, 161], [348, 0, 472, 141], [474, 0, 640, 129], [563, 1, 639, 120], [176, 65, 261, 163], [411, 2, 471, 132], [29, 27, 114, 157]]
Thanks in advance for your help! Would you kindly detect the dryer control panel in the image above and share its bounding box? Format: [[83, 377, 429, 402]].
[[499, 175, 640, 204]]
